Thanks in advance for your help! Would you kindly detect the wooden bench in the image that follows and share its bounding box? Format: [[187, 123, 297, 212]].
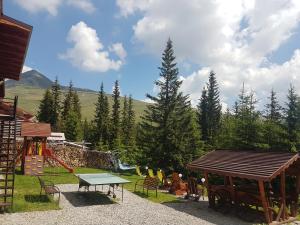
[[134, 176, 159, 197], [37, 176, 60, 203]]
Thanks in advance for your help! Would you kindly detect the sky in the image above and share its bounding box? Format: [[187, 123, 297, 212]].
[[5, 0, 300, 110]]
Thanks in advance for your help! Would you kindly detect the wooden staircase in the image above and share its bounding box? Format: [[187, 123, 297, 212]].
[[0, 97, 18, 211]]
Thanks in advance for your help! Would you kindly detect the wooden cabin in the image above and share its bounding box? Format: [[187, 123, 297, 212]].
[[187, 150, 300, 225]]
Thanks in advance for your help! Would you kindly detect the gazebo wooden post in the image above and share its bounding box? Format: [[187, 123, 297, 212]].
[[295, 174, 300, 216], [280, 171, 286, 220], [204, 172, 211, 206], [228, 176, 235, 203], [0, 0, 3, 15], [258, 180, 271, 224]]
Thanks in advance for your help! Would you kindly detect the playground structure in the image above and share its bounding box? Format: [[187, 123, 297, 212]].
[[20, 122, 73, 175]]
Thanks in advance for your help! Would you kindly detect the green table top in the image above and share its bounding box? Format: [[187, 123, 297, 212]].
[[75, 173, 131, 185]]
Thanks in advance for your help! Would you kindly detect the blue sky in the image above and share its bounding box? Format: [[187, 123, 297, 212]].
[[5, 0, 300, 108]]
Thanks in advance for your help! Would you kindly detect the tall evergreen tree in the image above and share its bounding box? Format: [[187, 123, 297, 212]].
[[198, 88, 208, 142], [51, 77, 61, 131], [64, 111, 81, 141], [111, 80, 121, 149], [206, 71, 221, 145], [234, 84, 261, 149], [127, 95, 136, 147], [285, 84, 298, 149], [138, 39, 202, 172], [72, 90, 81, 120], [121, 95, 129, 145], [37, 89, 54, 124], [264, 89, 285, 150], [62, 81, 73, 121], [94, 83, 110, 149]]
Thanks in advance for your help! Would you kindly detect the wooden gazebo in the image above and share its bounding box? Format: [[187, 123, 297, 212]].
[[187, 150, 300, 224], [0, 0, 32, 209]]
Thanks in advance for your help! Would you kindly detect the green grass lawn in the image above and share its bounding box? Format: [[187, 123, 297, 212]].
[[12, 167, 178, 213]]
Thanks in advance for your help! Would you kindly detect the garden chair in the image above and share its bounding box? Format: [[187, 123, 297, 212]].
[[156, 170, 163, 184], [37, 176, 60, 203], [169, 172, 187, 195], [147, 168, 155, 178], [136, 166, 145, 177], [185, 177, 204, 201], [134, 175, 159, 197]]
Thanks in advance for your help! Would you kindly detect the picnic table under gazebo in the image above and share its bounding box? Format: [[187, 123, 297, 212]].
[[187, 150, 300, 225]]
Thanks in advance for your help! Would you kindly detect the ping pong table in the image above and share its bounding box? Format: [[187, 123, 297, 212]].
[[76, 173, 131, 202]]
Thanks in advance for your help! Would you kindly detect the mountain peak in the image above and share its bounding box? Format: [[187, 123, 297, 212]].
[[6, 70, 53, 89]]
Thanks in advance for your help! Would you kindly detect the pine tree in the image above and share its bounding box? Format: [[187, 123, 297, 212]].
[[37, 89, 54, 124], [198, 87, 208, 142], [234, 84, 261, 149], [285, 84, 298, 150], [72, 90, 81, 120], [206, 71, 221, 145], [111, 80, 121, 149], [93, 83, 110, 149], [127, 95, 136, 147], [138, 39, 202, 172], [121, 95, 128, 145], [62, 81, 73, 121], [264, 89, 285, 150], [64, 111, 81, 141], [51, 77, 61, 131]]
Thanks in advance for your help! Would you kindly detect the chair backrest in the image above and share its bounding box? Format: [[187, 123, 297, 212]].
[[187, 177, 199, 195], [156, 170, 163, 183], [172, 172, 180, 182], [136, 166, 143, 176], [143, 176, 159, 189], [37, 176, 45, 188], [148, 168, 155, 178]]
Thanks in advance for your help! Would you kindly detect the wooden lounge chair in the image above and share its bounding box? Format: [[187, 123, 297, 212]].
[[185, 177, 204, 201], [136, 166, 145, 177], [148, 168, 155, 178], [156, 170, 163, 185], [134, 176, 159, 197], [37, 176, 60, 203], [169, 172, 187, 195]]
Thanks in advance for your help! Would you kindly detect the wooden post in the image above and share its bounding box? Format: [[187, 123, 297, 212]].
[[258, 180, 271, 224], [0, 0, 3, 15], [229, 176, 235, 203], [280, 172, 286, 220], [204, 172, 211, 206], [294, 174, 300, 216]]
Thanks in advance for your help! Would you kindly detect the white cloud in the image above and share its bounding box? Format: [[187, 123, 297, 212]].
[[59, 21, 126, 73], [67, 0, 96, 14], [142, 98, 155, 104], [13, 0, 95, 16], [109, 43, 127, 60], [13, 0, 62, 16], [22, 65, 33, 73], [117, 0, 300, 108]]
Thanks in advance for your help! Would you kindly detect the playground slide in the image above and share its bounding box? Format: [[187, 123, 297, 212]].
[[44, 148, 74, 173]]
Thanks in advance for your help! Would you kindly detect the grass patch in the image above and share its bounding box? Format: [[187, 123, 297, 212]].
[[11, 167, 178, 212]]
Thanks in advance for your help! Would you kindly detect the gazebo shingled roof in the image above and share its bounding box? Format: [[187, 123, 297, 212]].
[[187, 150, 300, 182], [0, 0, 32, 81]]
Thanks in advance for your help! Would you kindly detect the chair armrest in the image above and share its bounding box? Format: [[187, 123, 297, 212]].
[[135, 178, 144, 186], [43, 180, 55, 186]]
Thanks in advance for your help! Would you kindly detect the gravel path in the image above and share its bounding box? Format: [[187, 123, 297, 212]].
[[0, 184, 296, 225]]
